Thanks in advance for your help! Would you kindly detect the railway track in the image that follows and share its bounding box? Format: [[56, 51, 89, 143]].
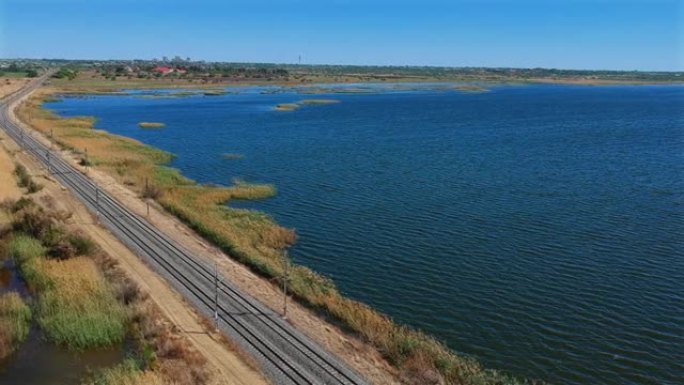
[[0, 76, 370, 385]]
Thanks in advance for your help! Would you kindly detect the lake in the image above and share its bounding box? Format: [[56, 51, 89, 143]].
[[46, 84, 684, 385]]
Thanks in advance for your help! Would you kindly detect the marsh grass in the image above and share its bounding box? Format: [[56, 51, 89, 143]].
[[275, 103, 300, 111], [0, 292, 32, 359], [20, 90, 536, 384], [138, 122, 166, 129], [221, 153, 244, 160], [203, 91, 227, 96], [1, 199, 210, 384], [4, 200, 127, 349], [297, 99, 340, 105], [20, 255, 127, 349], [85, 359, 164, 385], [275, 99, 339, 112]]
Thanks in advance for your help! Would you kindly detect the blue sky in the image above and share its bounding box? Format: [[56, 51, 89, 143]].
[[1, 0, 681, 71]]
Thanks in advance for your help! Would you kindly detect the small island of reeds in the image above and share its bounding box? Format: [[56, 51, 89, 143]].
[[275, 103, 300, 111], [203, 91, 228, 96], [297, 99, 341, 105], [453, 85, 490, 93], [138, 122, 166, 129], [222, 153, 245, 160], [275, 99, 340, 111]]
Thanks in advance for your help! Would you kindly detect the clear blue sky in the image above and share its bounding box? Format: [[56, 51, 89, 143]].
[[1, 0, 681, 71]]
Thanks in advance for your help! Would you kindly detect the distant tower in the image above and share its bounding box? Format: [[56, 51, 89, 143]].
[[298, 55, 301, 65]]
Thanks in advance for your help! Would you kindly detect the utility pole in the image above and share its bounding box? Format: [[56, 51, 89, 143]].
[[214, 261, 219, 331], [145, 178, 150, 217], [46, 150, 50, 174], [282, 251, 290, 319]]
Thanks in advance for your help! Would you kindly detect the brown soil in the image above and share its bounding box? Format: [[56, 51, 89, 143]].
[[0, 78, 31, 100]]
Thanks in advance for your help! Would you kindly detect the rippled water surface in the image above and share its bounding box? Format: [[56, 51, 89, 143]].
[[47, 85, 684, 384]]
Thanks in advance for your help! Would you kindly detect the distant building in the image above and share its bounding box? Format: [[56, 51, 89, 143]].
[[152, 66, 174, 75]]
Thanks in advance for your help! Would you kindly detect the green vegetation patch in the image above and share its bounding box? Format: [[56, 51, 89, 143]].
[[203, 91, 228, 96], [276, 99, 340, 111], [5, 201, 126, 350], [0, 292, 32, 359], [297, 99, 340, 105], [7, 233, 47, 263]]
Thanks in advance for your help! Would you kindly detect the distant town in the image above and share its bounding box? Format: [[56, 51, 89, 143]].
[[2, 57, 682, 84]]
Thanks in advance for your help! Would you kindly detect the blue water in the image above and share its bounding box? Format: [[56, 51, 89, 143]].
[[46, 84, 684, 385]]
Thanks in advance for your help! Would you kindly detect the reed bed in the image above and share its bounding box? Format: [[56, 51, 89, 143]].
[[18, 91, 536, 384], [138, 122, 166, 129], [275, 103, 300, 111], [85, 359, 164, 385], [4, 199, 127, 349], [297, 99, 340, 105], [221, 153, 244, 160], [0, 292, 32, 360], [1, 198, 210, 383], [19, 253, 127, 349]]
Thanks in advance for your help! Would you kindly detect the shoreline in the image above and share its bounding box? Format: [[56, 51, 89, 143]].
[[22, 80, 539, 384]]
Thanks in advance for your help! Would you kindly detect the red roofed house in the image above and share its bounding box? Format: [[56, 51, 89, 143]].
[[152, 66, 174, 75]]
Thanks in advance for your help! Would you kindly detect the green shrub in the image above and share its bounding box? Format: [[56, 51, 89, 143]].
[[14, 164, 31, 188], [7, 234, 46, 263]]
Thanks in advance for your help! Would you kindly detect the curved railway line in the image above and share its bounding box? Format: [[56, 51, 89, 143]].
[[0, 76, 370, 385]]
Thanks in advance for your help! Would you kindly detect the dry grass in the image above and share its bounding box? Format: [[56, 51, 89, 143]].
[[84, 358, 165, 385], [14, 163, 43, 194], [275, 103, 300, 111], [19, 88, 536, 384], [221, 153, 244, 160], [92, 248, 211, 385], [138, 122, 166, 129], [0, 292, 32, 360]]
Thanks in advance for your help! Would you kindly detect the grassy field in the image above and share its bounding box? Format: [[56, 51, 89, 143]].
[[17, 86, 539, 384], [0, 72, 29, 78]]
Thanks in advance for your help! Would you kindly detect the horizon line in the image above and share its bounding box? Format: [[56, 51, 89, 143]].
[[1, 57, 682, 74]]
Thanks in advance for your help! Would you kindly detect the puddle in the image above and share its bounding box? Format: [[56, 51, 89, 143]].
[[0, 326, 126, 385], [0, 259, 29, 296]]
